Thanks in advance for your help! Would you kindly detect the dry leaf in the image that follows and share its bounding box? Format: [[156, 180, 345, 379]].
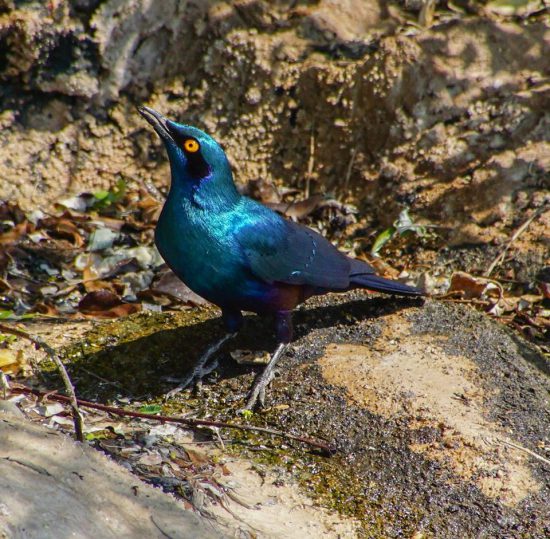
[[41, 218, 84, 247], [79, 290, 122, 310], [78, 290, 141, 318], [361, 255, 400, 279], [151, 267, 209, 306], [37, 402, 65, 417], [0, 222, 33, 244], [183, 447, 210, 467], [137, 195, 162, 224], [448, 272, 501, 299], [31, 302, 60, 316], [138, 452, 163, 466], [538, 282, 550, 300], [0, 349, 28, 376]]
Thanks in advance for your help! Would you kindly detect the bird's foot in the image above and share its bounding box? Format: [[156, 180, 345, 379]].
[[239, 342, 288, 412], [240, 368, 276, 412], [163, 332, 236, 400], [164, 358, 219, 399]]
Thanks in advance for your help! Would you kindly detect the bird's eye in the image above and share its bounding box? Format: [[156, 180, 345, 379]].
[[183, 139, 200, 153]]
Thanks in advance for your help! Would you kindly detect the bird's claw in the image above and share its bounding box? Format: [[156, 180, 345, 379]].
[[237, 342, 288, 413], [240, 367, 277, 412], [164, 332, 236, 400], [164, 358, 219, 400]]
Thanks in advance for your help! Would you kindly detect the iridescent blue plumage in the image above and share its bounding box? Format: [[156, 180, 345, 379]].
[[138, 106, 423, 409]]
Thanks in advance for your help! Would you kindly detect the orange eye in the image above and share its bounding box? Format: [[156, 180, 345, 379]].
[[183, 139, 199, 153]]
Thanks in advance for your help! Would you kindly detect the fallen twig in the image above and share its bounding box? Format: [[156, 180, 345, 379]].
[[343, 147, 357, 193], [434, 296, 491, 306], [485, 205, 547, 277], [0, 324, 84, 442], [488, 437, 550, 468], [10, 384, 335, 455], [1, 371, 9, 399], [304, 129, 315, 199]]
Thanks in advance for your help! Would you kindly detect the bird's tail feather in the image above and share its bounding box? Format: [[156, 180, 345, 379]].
[[350, 273, 423, 297]]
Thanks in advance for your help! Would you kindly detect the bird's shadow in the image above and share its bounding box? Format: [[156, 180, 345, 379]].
[[65, 295, 423, 401]]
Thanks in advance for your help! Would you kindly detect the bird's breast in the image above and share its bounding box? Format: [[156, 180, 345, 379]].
[[155, 199, 259, 304]]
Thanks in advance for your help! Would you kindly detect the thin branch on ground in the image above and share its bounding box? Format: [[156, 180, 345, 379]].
[[343, 147, 357, 193], [0, 324, 84, 442], [434, 295, 490, 306], [304, 129, 315, 199], [10, 384, 335, 455], [490, 437, 550, 468], [485, 205, 547, 277]]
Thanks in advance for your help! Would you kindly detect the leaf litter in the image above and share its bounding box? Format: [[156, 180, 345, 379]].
[[0, 184, 202, 320], [5, 385, 244, 516]]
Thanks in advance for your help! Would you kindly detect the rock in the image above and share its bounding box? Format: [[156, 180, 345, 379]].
[[0, 415, 221, 539], [0, 400, 24, 418]]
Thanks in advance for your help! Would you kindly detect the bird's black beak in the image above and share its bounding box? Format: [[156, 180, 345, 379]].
[[138, 106, 174, 143]]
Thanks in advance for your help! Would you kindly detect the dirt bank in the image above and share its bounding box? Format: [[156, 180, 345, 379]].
[[1, 1, 548, 277]]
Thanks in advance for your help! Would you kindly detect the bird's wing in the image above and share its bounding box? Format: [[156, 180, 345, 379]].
[[236, 206, 353, 290]]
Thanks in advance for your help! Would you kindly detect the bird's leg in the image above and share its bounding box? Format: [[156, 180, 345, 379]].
[[242, 311, 292, 411], [164, 310, 243, 399], [164, 332, 236, 399], [243, 342, 288, 411]]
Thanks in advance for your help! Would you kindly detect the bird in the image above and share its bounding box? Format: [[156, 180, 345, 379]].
[[138, 106, 423, 410]]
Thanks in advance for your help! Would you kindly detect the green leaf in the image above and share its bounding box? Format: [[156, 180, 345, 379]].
[[371, 226, 397, 256], [0, 310, 36, 320], [370, 208, 432, 255], [0, 334, 17, 345], [85, 431, 110, 441], [240, 409, 254, 420], [93, 190, 110, 201], [138, 404, 162, 414], [92, 179, 126, 209], [486, 0, 543, 16]]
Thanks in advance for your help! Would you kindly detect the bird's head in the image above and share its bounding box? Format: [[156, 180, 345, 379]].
[[138, 106, 238, 205]]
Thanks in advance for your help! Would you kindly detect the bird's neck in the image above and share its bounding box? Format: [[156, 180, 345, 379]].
[[167, 170, 241, 212]]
